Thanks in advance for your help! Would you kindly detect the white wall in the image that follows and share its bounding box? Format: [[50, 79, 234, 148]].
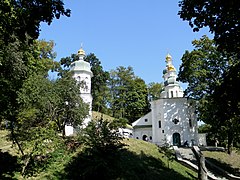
[[151, 98, 198, 146]]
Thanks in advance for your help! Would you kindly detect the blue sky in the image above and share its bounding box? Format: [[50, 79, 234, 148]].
[[39, 0, 211, 85]]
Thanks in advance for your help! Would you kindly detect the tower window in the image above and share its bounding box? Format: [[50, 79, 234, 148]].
[[189, 119, 192, 128], [162, 130, 164, 133], [171, 91, 174, 98], [158, 121, 161, 128]]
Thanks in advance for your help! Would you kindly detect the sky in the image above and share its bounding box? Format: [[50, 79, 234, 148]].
[[39, 0, 212, 86]]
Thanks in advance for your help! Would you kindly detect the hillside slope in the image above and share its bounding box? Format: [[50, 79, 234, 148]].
[[0, 129, 197, 180]]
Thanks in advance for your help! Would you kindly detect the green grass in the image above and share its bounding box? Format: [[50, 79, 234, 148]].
[[203, 150, 240, 176], [0, 130, 197, 179], [122, 138, 197, 180]]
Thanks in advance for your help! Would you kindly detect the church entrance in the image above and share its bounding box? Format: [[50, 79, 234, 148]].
[[173, 133, 181, 146]]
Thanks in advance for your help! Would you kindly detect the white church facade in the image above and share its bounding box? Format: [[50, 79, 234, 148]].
[[132, 54, 199, 146]]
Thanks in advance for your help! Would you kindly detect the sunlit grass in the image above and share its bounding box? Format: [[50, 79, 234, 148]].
[[123, 138, 198, 179], [203, 150, 240, 176], [1, 130, 198, 179]]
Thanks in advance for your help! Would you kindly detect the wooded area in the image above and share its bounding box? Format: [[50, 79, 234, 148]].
[[0, 0, 240, 178]]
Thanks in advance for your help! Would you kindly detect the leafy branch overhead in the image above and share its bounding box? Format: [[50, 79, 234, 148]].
[[0, 0, 70, 43], [179, 0, 240, 57]]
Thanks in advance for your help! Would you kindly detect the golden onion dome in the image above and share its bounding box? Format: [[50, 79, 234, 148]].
[[167, 64, 176, 71], [165, 53, 172, 62], [78, 47, 85, 56]]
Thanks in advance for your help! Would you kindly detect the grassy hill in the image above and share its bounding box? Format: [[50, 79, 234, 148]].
[[119, 138, 198, 180], [0, 129, 197, 180], [203, 150, 240, 176]]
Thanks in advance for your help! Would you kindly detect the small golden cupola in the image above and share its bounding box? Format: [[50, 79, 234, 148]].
[[78, 47, 85, 56], [165, 53, 172, 62], [165, 53, 176, 71], [77, 45, 86, 61]]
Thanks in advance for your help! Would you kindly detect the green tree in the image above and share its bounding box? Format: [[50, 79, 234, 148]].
[[108, 66, 134, 119], [125, 77, 150, 123], [211, 63, 240, 153], [178, 35, 239, 154], [53, 72, 89, 136], [178, 0, 240, 57], [17, 73, 89, 138], [0, 0, 70, 44], [0, 0, 70, 154], [108, 66, 150, 123], [178, 35, 229, 99], [64, 117, 125, 180], [16, 73, 89, 175], [0, 39, 57, 153], [84, 53, 110, 114], [16, 74, 59, 175], [148, 82, 164, 101]]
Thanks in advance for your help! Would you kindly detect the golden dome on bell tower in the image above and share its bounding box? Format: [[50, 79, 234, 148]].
[[78, 47, 85, 56], [165, 53, 172, 62]]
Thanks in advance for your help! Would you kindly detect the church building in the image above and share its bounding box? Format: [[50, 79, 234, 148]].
[[132, 54, 199, 146]]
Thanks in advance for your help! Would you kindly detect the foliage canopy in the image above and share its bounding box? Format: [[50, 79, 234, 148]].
[[179, 0, 240, 57]]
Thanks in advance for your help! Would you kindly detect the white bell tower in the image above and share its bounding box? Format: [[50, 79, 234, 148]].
[[160, 54, 184, 98], [70, 46, 93, 125]]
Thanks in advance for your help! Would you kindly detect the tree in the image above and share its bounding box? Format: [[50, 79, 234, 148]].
[[211, 63, 240, 153], [64, 117, 125, 180], [178, 35, 239, 154], [0, 0, 71, 155], [17, 73, 89, 137], [108, 66, 134, 119], [178, 35, 229, 100], [0, 39, 58, 154], [84, 53, 110, 113], [16, 72, 89, 175], [108, 66, 150, 123], [16, 74, 59, 175], [0, 0, 70, 44], [53, 72, 89, 136], [178, 0, 240, 57], [148, 82, 164, 101], [125, 77, 150, 123]]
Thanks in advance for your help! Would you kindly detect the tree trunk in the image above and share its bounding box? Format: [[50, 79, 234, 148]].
[[10, 119, 24, 156], [62, 124, 66, 137], [227, 129, 233, 155]]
